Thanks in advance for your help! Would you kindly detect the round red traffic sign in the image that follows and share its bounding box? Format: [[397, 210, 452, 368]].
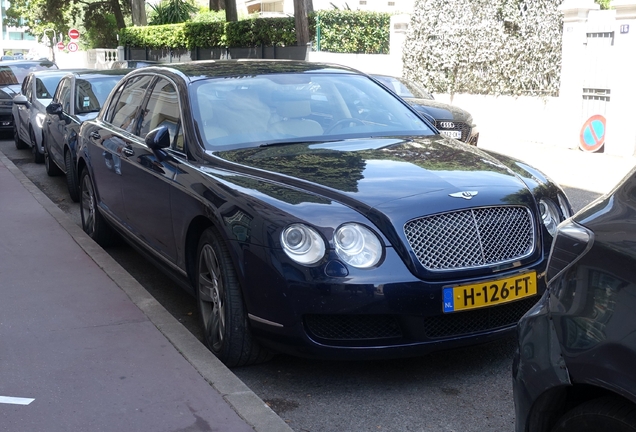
[[579, 114, 606, 153], [67, 42, 79, 52], [68, 28, 80, 39], [56, 42, 65, 50]]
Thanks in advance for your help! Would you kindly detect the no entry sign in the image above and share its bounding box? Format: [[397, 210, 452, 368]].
[[56, 42, 65, 50], [579, 114, 606, 153], [68, 28, 80, 39]]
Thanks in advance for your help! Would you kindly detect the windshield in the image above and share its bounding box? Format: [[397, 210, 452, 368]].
[[0, 62, 57, 86], [373, 75, 434, 100], [75, 76, 124, 114], [35, 75, 63, 100], [190, 73, 434, 151]]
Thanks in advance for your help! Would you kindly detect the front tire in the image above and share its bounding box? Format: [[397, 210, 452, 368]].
[[552, 396, 636, 432], [44, 135, 63, 177], [14, 124, 27, 149], [196, 228, 272, 367], [79, 169, 114, 246], [65, 150, 80, 202], [31, 128, 44, 164]]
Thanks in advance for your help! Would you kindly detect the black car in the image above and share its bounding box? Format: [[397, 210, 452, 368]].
[[513, 168, 636, 432], [76, 60, 571, 367], [43, 69, 129, 201], [0, 60, 57, 131], [373, 74, 479, 145]]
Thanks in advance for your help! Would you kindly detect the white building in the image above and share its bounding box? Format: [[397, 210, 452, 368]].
[[0, 0, 40, 56], [240, 0, 414, 17]]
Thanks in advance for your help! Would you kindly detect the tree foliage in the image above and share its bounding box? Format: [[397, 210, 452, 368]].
[[148, 0, 198, 25], [3, 0, 130, 48], [403, 0, 563, 97]]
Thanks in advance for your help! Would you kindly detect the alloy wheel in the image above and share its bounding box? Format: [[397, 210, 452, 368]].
[[198, 244, 226, 352], [80, 174, 96, 235]]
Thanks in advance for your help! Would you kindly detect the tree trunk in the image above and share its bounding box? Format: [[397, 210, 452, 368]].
[[131, 0, 147, 25], [225, 0, 237, 21], [294, 0, 309, 46], [305, 0, 313, 15], [209, 0, 225, 11], [111, 0, 126, 29]]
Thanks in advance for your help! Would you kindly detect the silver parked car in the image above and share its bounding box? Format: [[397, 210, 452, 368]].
[[12, 69, 86, 163]]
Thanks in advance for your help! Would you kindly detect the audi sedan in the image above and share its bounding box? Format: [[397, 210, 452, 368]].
[[76, 60, 571, 367], [373, 74, 479, 145], [513, 167, 636, 432], [43, 69, 128, 201]]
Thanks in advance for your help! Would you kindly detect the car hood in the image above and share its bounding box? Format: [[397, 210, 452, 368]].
[[405, 98, 473, 124], [212, 136, 533, 215], [0, 84, 20, 100]]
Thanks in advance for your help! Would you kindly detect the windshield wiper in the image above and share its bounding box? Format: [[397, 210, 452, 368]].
[[259, 138, 340, 148]]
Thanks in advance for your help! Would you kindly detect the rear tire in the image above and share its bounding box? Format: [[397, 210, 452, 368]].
[[196, 227, 273, 367], [552, 396, 636, 432], [44, 135, 63, 177], [14, 124, 27, 149], [65, 150, 80, 202], [79, 169, 114, 246], [31, 128, 44, 164]]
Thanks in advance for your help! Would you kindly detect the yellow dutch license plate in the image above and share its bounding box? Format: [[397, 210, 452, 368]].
[[442, 271, 537, 313]]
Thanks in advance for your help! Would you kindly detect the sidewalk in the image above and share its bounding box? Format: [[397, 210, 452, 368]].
[[481, 141, 636, 194], [0, 152, 292, 432]]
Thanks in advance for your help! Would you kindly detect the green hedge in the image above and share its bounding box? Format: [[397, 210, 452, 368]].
[[313, 11, 390, 54], [120, 11, 390, 53]]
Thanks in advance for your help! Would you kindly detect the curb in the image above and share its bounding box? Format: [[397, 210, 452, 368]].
[[0, 150, 294, 432]]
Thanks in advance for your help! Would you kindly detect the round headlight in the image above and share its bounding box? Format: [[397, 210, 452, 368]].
[[281, 224, 325, 265], [557, 193, 571, 219], [539, 198, 560, 237], [334, 223, 382, 268]]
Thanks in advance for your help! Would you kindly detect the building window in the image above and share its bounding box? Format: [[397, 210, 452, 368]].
[[9, 32, 25, 40], [388, 1, 395, 5], [359, 0, 367, 4]]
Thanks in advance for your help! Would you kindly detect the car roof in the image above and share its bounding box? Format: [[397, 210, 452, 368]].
[[0, 60, 57, 67], [135, 59, 361, 81], [28, 68, 91, 77], [64, 69, 132, 79]]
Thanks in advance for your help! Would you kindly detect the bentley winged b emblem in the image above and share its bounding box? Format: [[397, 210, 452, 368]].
[[449, 191, 479, 200]]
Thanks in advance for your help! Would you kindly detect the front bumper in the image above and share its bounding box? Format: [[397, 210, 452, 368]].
[[242, 244, 549, 360], [0, 105, 13, 129], [512, 291, 571, 432]]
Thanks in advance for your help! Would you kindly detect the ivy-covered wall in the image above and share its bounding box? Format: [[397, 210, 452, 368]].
[[402, 0, 563, 96]]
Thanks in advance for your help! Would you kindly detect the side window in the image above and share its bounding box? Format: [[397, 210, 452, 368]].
[[140, 78, 183, 151], [103, 83, 125, 123], [55, 79, 72, 113], [110, 75, 154, 133], [21, 76, 32, 99]]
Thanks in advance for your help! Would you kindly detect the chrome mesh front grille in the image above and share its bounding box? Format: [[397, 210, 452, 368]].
[[404, 206, 535, 271]]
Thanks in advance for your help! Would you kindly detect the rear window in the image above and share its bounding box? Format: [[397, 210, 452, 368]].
[[0, 62, 58, 85]]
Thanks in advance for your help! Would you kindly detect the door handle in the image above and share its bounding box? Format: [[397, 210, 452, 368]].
[[90, 131, 101, 140], [122, 146, 134, 157]]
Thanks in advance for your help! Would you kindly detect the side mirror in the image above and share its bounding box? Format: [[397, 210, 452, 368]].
[[145, 125, 171, 151], [13, 94, 29, 106], [46, 102, 63, 116]]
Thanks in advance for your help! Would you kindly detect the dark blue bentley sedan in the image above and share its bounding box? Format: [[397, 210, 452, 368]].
[[75, 60, 571, 367]]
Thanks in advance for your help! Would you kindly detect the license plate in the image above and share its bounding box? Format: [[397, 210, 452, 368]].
[[440, 130, 462, 139], [442, 271, 537, 313]]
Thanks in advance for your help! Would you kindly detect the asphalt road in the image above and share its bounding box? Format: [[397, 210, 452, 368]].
[[0, 135, 602, 432]]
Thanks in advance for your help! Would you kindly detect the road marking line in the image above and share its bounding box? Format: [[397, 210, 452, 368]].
[[0, 396, 35, 405]]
